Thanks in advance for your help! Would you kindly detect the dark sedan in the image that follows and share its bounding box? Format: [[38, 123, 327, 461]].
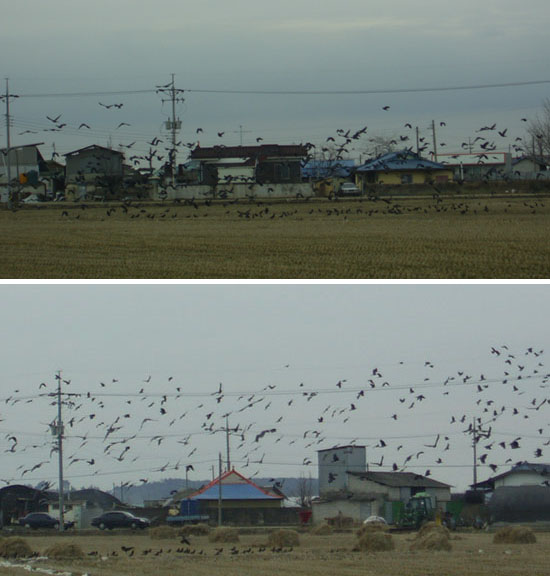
[[91, 510, 150, 530], [19, 512, 74, 530]]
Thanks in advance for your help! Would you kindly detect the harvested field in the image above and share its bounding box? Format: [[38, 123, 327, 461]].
[[493, 526, 537, 544], [208, 527, 240, 543], [353, 531, 394, 552], [267, 529, 300, 548], [2, 528, 548, 575], [1, 193, 550, 278]]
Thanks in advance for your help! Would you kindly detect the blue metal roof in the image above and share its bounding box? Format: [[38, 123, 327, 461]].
[[193, 483, 280, 501], [356, 150, 447, 172], [302, 159, 355, 179]]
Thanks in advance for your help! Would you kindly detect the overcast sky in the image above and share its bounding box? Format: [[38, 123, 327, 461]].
[[1, 283, 549, 495], [2, 0, 550, 163]]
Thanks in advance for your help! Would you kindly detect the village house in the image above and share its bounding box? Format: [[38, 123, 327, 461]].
[[64, 144, 125, 200], [437, 151, 511, 181], [174, 469, 296, 525], [511, 155, 550, 179], [190, 144, 308, 186], [471, 462, 550, 523], [312, 445, 452, 524], [301, 159, 356, 196], [0, 143, 60, 202], [47, 488, 124, 530], [355, 149, 453, 187]]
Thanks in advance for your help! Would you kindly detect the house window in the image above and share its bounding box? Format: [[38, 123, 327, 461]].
[[275, 163, 291, 181], [401, 174, 413, 184]]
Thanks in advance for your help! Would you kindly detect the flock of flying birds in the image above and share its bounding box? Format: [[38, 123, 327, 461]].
[[1, 345, 549, 494]]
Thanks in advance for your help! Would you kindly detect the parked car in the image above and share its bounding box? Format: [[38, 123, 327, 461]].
[[91, 511, 150, 530], [337, 182, 361, 196], [19, 512, 74, 530]]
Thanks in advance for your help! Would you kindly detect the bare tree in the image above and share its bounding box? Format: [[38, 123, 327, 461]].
[[526, 98, 550, 158], [297, 472, 313, 509], [359, 135, 398, 159]]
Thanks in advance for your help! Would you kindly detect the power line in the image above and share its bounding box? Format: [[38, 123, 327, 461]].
[[13, 79, 550, 99]]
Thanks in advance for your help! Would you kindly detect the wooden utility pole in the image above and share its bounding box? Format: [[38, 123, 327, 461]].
[[217, 453, 223, 526], [472, 418, 478, 489], [431, 120, 438, 162], [4, 78, 13, 209], [56, 372, 65, 533]]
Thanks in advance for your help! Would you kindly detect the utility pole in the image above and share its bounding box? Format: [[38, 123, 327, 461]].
[[472, 417, 478, 489], [3, 78, 15, 210], [225, 417, 231, 471], [415, 126, 420, 155], [217, 453, 223, 526], [157, 74, 183, 189], [431, 120, 438, 162], [55, 372, 65, 533]]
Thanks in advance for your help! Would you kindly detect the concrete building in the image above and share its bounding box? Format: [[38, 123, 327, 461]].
[[437, 151, 510, 181], [313, 445, 452, 524], [64, 145, 124, 200]]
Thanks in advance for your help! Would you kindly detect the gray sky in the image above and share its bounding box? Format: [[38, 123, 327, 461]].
[[1, 283, 549, 494], [2, 1, 550, 162]]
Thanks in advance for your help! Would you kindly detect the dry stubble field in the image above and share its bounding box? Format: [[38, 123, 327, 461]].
[[1, 528, 549, 575], [1, 193, 550, 278]]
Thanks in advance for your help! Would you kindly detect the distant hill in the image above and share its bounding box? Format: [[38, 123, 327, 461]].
[[110, 476, 319, 506]]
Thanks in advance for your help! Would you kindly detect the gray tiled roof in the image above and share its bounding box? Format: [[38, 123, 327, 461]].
[[348, 470, 451, 488]]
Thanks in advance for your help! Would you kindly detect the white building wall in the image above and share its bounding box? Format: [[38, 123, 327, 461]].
[[318, 446, 366, 495], [157, 182, 316, 200], [495, 471, 549, 488]]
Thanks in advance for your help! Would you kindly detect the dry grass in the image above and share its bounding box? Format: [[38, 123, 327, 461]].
[[310, 523, 333, 535], [149, 526, 179, 539], [11, 529, 550, 575], [410, 524, 452, 551], [180, 523, 210, 536], [2, 194, 550, 278], [493, 526, 537, 544], [43, 541, 85, 559], [267, 529, 300, 548], [353, 531, 394, 552], [208, 526, 239, 543], [0, 537, 34, 559], [356, 521, 390, 536]]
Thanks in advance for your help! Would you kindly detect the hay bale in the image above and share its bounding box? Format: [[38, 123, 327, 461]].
[[150, 525, 178, 539], [417, 522, 451, 539], [267, 529, 300, 548], [353, 531, 394, 552], [410, 527, 452, 552], [493, 526, 536, 544], [326, 513, 354, 529], [356, 521, 390, 536], [180, 523, 210, 536], [208, 527, 240, 543], [44, 542, 84, 560], [0, 537, 33, 559], [310, 523, 333, 535]]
